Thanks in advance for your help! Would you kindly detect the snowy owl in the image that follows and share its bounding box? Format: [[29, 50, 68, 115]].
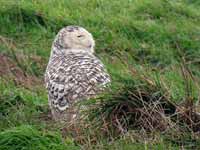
[[45, 26, 111, 122]]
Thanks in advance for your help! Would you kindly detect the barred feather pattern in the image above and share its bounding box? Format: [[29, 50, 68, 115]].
[[45, 50, 110, 121]]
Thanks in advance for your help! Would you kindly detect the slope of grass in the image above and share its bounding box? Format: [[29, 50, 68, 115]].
[[0, 0, 199, 149]]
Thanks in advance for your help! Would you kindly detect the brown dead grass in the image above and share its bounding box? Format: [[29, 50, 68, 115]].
[[0, 53, 42, 88]]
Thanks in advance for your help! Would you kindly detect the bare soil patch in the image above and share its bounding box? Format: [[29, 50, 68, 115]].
[[0, 53, 42, 88]]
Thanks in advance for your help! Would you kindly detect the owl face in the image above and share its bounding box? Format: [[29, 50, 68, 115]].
[[54, 26, 95, 53]]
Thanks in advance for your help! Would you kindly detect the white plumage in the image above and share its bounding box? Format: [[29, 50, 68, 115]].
[[45, 26, 111, 121]]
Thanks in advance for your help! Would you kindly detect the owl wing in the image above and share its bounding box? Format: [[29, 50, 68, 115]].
[[45, 51, 110, 112], [45, 55, 70, 111]]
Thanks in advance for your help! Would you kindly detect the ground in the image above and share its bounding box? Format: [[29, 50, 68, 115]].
[[0, 0, 200, 149]]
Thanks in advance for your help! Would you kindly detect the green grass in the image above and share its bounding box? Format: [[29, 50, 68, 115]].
[[0, 0, 200, 149], [0, 125, 79, 150]]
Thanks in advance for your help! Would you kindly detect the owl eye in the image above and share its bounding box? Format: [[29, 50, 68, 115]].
[[77, 35, 84, 38]]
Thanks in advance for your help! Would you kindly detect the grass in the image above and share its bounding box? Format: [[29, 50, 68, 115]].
[[0, 125, 79, 150], [0, 0, 200, 149]]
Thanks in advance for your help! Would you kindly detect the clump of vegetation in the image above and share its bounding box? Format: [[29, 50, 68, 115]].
[[0, 125, 79, 150], [84, 78, 174, 132]]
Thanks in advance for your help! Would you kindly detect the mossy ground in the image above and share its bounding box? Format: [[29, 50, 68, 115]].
[[0, 0, 199, 149]]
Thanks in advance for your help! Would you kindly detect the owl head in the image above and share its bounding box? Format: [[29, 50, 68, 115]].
[[53, 26, 95, 54]]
